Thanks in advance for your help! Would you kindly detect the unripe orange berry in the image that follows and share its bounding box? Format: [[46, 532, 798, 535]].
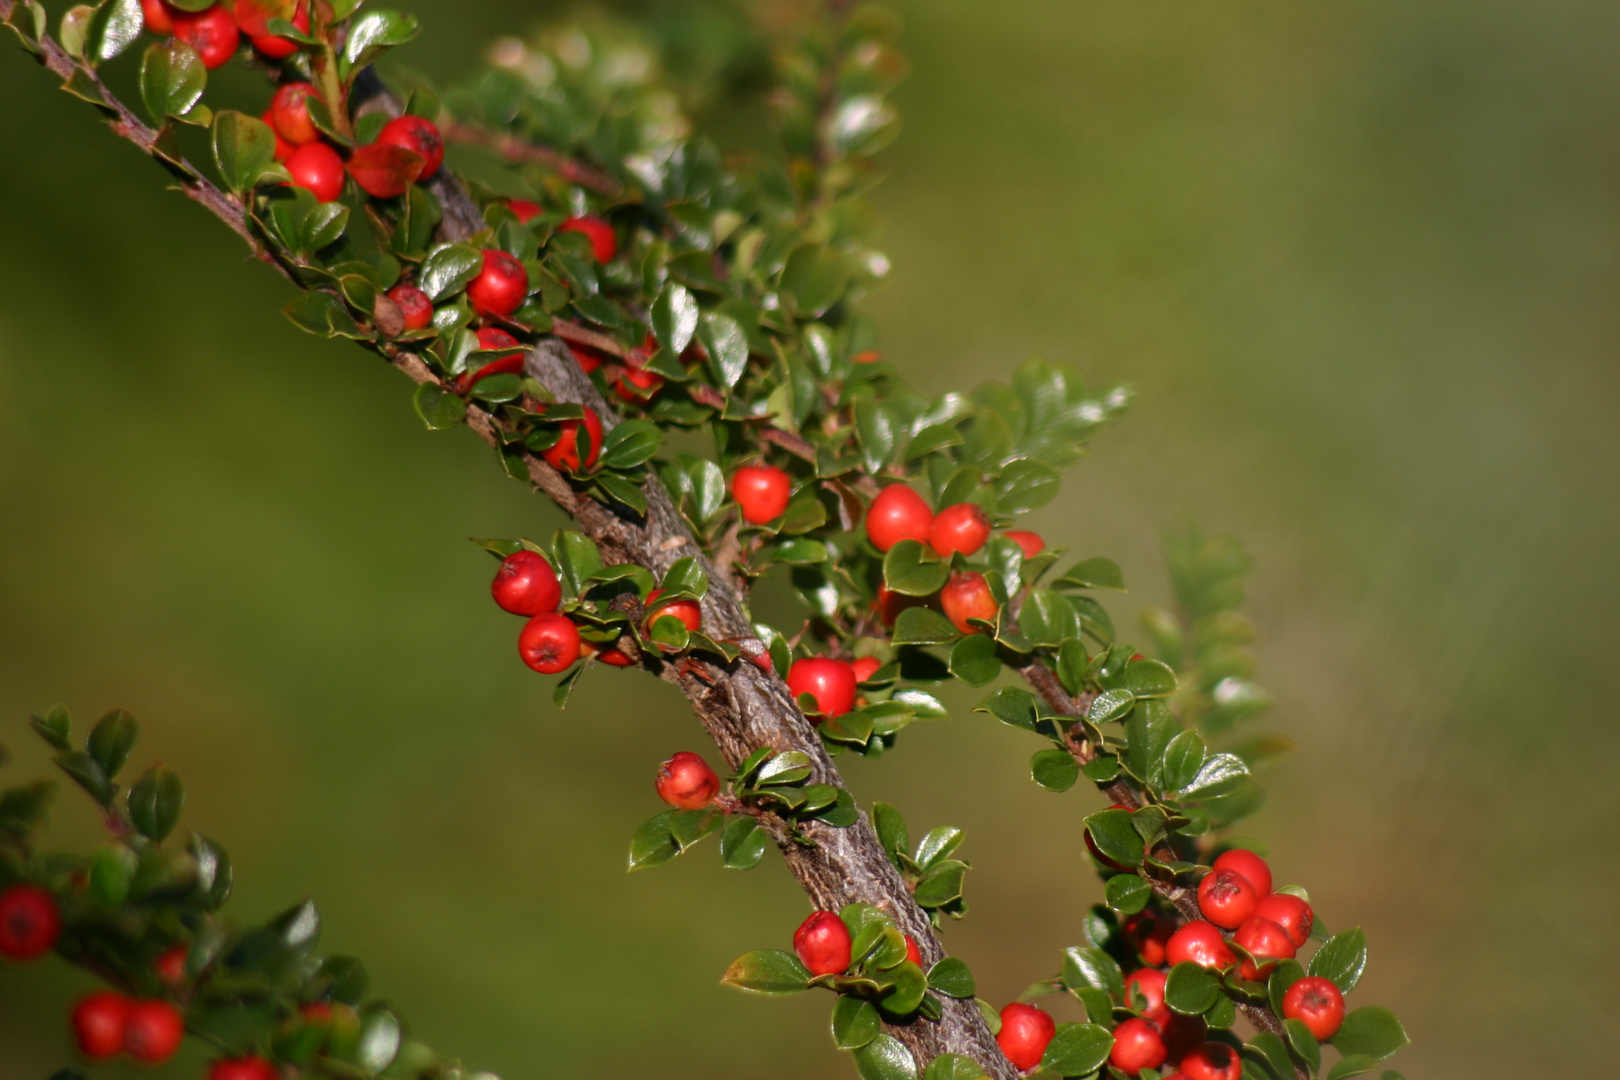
[[940, 571, 997, 633]]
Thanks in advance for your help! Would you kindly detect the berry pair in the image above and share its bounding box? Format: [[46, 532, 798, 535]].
[[490, 550, 578, 675], [865, 483, 992, 558], [72, 992, 184, 1064], [790, 911, 920, 977]]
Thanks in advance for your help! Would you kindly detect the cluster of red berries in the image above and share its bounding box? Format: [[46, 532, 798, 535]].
[[260, 79, 445, 205], [71, 991, 185, 1065], [791, 910, 921, 976], [141, 1, 308, 70]]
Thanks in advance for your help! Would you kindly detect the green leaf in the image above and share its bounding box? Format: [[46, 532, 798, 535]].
[[300, 201, 350, 252], [852, 1033, 917, 1080], [1248, 1031, 1296, 1080], [1326, 1056, 1378, 1080], [948, 634, 1001, 686], [1060, 946, 1123, 997], [1081, 756, 1121, 783], [31, 705, 73, 752], [780, 245, 850, 317], [699, 311, 750, 389], [923, 1054, 989, 1080], [1082, 808, 1142, 867], [412, 382, 466, 431], [856, 399, 898, 474], [1164, 961, 1220, 1015], [419, 243, 484, 301], [927, 957, 976, 998], [756, 750, 813, 786], [88, 844, 137, 907], [127, 764, 184, 841], [1054, 557, 1125, 591], [1019, 588, 1081, 648], [998, 459, 1061, 512], [283, 292, 364, 339], [627, 810, 678, 870], [1030, 748, 1079, 792], [1267, 959, 1306, 1018], [912, 860, 968, 907], [190, 832, 233, 909], [1284, 1019, 1321, 1076], [1087, 688, 1136, 724], [874, 802, 908, 865], [894, 606, 959, 646], [1160, 730, 1205, 792], [1331, 1007, 1409, 1061], [341, 8, 421, 71], [211, 111, 278, 194], [883, 540, 949, 597], [1104, 874, 1151, 915], [1307, 928, 1368, 993], [669, 808, 723, 850], [55, 750, 112, 806], [880, 962, 930, 1014], [652, 282, 699, 355], [1040, 1022, 1113, 1078], [595, 473, 648, 516], [915, 826, 964, 868], [86, 0, 140, 62], [833, 995, 883, 1050], [356, 1006, 402, 1073], [722, 949, 812, 995], [138, 38, 205, 123], [551, 531, 602, 599], [720, 816, 768, 869], [975, 687, 1041, 733], [659, 557, 709, 598], [1124, 657, 1177, 698], [86, 708, 138, 780]]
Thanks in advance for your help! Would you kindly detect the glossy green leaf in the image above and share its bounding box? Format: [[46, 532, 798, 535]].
[[138, 38, 205, 123], [1307, 928, 1368, 993], [652, 282, 699, 355], [947, 634, 1000, 686], [720, 816, 768, 869], [1248, 1031, 1295, 1080], [1160, 729, 1206, 792], [212, 111, 278, 194], [30, 705, 72, 752], [927, 957, 976, 998], [852, 1033, 917, 1080], [1124, 657, 1176, 698], [912, 860, 967, 907], [419, 243, 483, 301], [283, 292, 364, 339], [1030, 748, 1079, 792], [627, 810, 678, 870], [1104, 873, 1151, 915], [1082, 808, 1142, 867], [1020, 588, 1081, 647], [1331, 1007, 1409, 1061], [600, 419, 661, 469], [1164, 961, 1219, 1015], [127, 764, 184, 841], [1040, 1022, 1112, 1078], [552, 531, 602, 599], [356, 1007, 402, 1073], [88, 844, 137, 907], [1326, 1056, 1378, 1080], [757, 750, 813, 786], [1054, 557, 1125, 591], [1060, 946, 1123, 997], [722, 949, 812, 995], [915, 826, 964, 868], [301, 201, 350, 252], [780, 245, 850, 317], [975, 686, 1041, 733], [832, 995, 883, 1049], [86, 708, 137, 779], [412, 382, 466, 430], [1087, 688, 1136, 724], [342, 8, 421, 71], [880, 961, 930, 1014], [894, 606, 959, 646], [1284, 1018, 1321, 1075], [922, 1053, 989, 1080], [87, 0, 140, 62], [998, 459, 1061, 512], [883, 540, 949, 596]]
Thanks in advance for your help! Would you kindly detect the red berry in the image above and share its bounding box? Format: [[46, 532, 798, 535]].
[[376, 115, 444, 179], [645, 588, 702, 638], [1212, 849, 1272, 896], [569, 343, 604, 374], [235, 0, 307, 59], [492, 550, 561, 616], [614, 364, 663, 403], [559, 215, 617, 262], [154, 944, 188, 984], [209, 1057, 279, 1080], [540, 406, 603, 472], [864, 484, 933, 552], [1178, 1042, 1241, 1080], [517, 613, 581, 674], [874, 585, 925, 627], [124, 998, 185, 1063], [851, 656, 883, 684], [1109, 1017, 1167, 1076], [267, 82, 319, 145], [347, 142, 423, 199], [786, 657, 857, 720], [1253, 893, 1313, 949], [581, 639, 635, 666], [792, 911, 851, 976], [731, 465, 792, 525], [0, 884, 59, 960], [929, 502, 990, 558], [1124, 910, 1174, 967], [284, 142, 345, 203], [142, 0, 177, 35], [941, 571, 997, 633], [1124, 966, 1169, 1025], [262, 110, 294, 161], [1197, 869, 1259, 929], [1165, 920, 1235, 971], [466, 249, 530, 317], [655, 751, 719, 810], [456, 326, 525, 390], [904, 934, 922, 966], [996, 1002, 1055, 1071], [1281, 976, 1345, 1040], [386, 284, 433, 330], [508, 198, 542, 224], [1233, 916, 1295, 980], [72, 991, 130, 1060], [172, 5, 239, 70], [1004, 529, 1045, 559]]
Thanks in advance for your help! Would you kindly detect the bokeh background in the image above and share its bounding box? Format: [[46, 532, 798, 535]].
[[3, 1, 1618, 1076]]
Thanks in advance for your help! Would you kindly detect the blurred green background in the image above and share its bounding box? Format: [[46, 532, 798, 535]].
[[3, 1, 1618, 1077]]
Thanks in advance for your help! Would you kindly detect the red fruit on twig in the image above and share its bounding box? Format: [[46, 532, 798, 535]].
[[376, 115, 444, 179], [348, 142, 424, 199], [1124, 966, 1169, 1025], [1165, 920, 1235, 971], [1233, 915, 1294, 980], [173, 5, 239, 70], [491, 549, 561, 616], [1281, 976, 1345, 1040], [1109, 1017, 1168, 1077], [655, 752, 720, 809], [928, 502, 990, 557], [0, 883, 60, 959], [996, 1001, 1055, 1071], [466, 249, 529, 317], [786, 657, 857, 720], [386, 284, 433, 330], [865, 484, 932, 552], [267, 82, 319, 145], [559, 215, 616, 262], [71, 991, 130, 1060], [731, 464, 792, 525], [285, 142, 345, 203], [940, 571, 997, 633], [792, 911, 851, 976], [124, 998, 185, 1063], [1004, 529, 1045, 559], [1197, 868, 1259, 929], [517, 613, 581, 674], [1253, 892, 1313, 949], [1212, 848, 1271, 896], [539, 406, 603, 472]]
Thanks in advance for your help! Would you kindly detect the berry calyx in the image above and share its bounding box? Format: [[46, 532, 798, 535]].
[[559, 215, 616, 262], [466, 249, 530, 318], [1124, 966, 1169, 1025], [792, 911, 851, 976], [508, 198, 542, 224], [1281, 976, 1345, 1040], [1196, 868, 1259, 929], [645, 589, 702, 638], [655, 751, 720, 809], [376, 115, 444, 179], [209, 1056, 279, 1080], [124, 998, 185, 1063], [142, 0, 177, 35], [940, 571, 997, 633], [928, 502, 990, 557], [1004, 529, 1045, 559], [1178, 1042, 1241, 1080], [1165, 920, 1235, 971], [0, 883, 60, 960], [386, 284, 433, 330], [284, 142, 345, 203], [1253, 892, 1313, 949], [234, 0, 307, 59], [72, 991, 130, 1060], [1232, 915, 1294, 980], [1109, 1017, 1167, 1076], [267, 82, 319, 145], [851, 656, 883, 684], [173, 5, 239, 70], [786, 657, 857, 720], [996, 1001, 1055, 1071], [1212, 848, 1271, 896], [864, 484, 933, 552], [540, 406, 603, 472], [1124, 909, 1174, 967], [491, 549, 561, 616], [154, 944, 188, 984], [517, 613, 581, 674], [731, 464, 792, 525], [904, 934, 922, 966]]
